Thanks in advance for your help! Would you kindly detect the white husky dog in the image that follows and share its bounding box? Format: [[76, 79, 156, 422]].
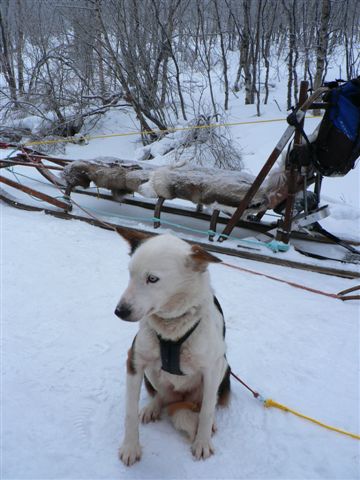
[[115, 228, 230, 466]]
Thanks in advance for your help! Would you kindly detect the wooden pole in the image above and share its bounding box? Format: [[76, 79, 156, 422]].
[[0, 175, 71, 210], [276, 80, 309, 244]]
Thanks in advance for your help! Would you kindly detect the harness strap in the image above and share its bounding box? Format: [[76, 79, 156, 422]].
[[156, 296, 225, 376], [157, 320, 200, 376]]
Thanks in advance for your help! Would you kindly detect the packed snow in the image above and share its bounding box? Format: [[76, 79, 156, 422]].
[[2, 206, 359, 479]]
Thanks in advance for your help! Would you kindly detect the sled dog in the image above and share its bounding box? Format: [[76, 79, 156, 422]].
[[115, 228, 230, 466]]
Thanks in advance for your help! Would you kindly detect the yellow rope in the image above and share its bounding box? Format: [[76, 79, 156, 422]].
[[23, 115, 322, 147], [264, 398, 360, 440]]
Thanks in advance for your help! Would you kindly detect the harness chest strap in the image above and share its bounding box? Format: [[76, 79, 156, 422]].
[[156, 295, 225, 376], [157, 320, 200, 376]]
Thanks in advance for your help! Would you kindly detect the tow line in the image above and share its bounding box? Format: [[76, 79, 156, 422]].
[[230, 371, 360, 441]]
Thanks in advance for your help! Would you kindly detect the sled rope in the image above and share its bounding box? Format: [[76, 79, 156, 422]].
[[222, 261, 360, 301], [151, 216, 282, 250], [22, 115, 321, 147], [230, 371, 360, 440]]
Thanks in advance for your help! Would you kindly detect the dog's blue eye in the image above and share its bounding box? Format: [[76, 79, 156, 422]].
[[147, 274, 159, 284]]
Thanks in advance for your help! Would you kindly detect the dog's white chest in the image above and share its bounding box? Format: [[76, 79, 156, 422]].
[[178, 344, 199, 373]]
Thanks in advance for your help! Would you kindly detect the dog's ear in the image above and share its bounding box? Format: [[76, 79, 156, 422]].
[[189, 244, 222, 272], [116, 227, 152, 255]]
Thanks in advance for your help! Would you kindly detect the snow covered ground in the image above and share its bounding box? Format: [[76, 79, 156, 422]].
[[2, 206, 359, 479], [2, 56, 360, 478]]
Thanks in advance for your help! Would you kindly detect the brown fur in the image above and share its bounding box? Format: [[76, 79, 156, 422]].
[[145, 167, 269, 212], [142, 365, 230, 409], [62, 161, 150, 197], [167, 401, 200, 416], [126, 337, 137, 375], [189, 245, 222, 272], [116, 227, 152, 255], [126, 348, 136, 375]]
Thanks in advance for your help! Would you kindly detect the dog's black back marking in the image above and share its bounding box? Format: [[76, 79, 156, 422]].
[[213, 295, 231, 405], [213, 295, 226, 338], [217, 365, 231, 406]]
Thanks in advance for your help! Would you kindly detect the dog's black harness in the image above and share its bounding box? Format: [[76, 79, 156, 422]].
[[157, 296, 224, 376], [157, 320, 200, 376]]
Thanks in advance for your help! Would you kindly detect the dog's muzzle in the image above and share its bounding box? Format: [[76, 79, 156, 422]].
[[114, 303, 132, 321]]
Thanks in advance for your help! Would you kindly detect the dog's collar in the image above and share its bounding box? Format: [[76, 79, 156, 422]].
[[157, 320, 200, 376]]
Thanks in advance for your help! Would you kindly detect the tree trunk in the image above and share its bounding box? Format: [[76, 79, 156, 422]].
[[242, 0, 253, 104], [313, 0, 330, 115], [0, 8, 18, 103], [282, 0, 297, 110], [214, 0, 229, 111], [15, 0, 25, 95], [313, 0, 331, 90], [253, 0, 262, 115]]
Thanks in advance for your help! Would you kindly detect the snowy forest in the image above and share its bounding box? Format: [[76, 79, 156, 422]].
[[1, 0, 359, 146]]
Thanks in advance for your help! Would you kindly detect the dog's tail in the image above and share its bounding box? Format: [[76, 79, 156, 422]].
[[168, 402, 200, 442]]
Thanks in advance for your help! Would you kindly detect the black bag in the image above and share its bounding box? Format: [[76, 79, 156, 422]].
[[312, 78, 360, 176]]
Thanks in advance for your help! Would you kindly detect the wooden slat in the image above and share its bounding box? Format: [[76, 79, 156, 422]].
[[0, 175, 71, 210], [1, 189, 358, 279]]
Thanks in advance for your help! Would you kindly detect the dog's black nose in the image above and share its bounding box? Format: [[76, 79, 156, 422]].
[[115, 304, 132, 320]]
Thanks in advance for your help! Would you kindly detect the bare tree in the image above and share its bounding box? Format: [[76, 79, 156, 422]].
[[242, 0, 253, 104], [0, 0, 359, 148], [213, 0, 229, 110], [0, 1, 17, 103], [282, 0, 299, 109], [261, 0, 278, 105], [313, 0, 331, 91]]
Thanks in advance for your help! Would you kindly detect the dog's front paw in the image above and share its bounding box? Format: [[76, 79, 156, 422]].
[[119, 442, 142, 466], [191, 438, 214, 460], [140, 401, 161, 423]]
